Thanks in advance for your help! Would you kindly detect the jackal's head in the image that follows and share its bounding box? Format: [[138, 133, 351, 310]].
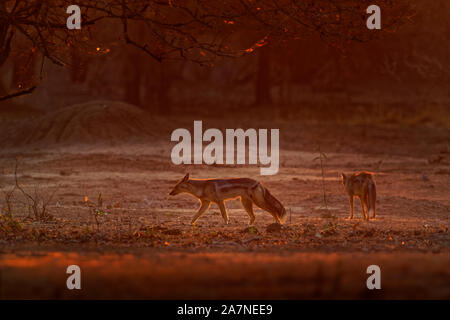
[[341, 173, 350, 190], [169, 173, 190, 196]]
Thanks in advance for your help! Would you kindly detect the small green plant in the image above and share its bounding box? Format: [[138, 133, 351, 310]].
[[247, 226, 258, 234], [90, 192, 108, 231], [320, 221, 337, 236], [83, 226, 92, 234], [143, 225, 156, 237], [0, 213, 23, 233]]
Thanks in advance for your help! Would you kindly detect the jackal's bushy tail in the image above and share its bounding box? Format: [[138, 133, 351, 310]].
[[252, 184, 286, 224]]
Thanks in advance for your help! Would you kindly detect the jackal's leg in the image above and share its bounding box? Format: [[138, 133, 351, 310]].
[[359, 196, 368, 220], [368, 190, 376, 219], [241, 197, 256, 225], [347, 197, 354, 219], [217, 201, 229, 224], [372, 202, 376, 219], [191, 200, 210, 225]]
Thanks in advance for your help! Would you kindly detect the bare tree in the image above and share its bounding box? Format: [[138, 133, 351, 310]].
[[0, 0, 413, 102]]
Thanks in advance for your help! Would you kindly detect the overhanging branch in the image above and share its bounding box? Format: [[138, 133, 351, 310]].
[[0, 86, 37, 102]]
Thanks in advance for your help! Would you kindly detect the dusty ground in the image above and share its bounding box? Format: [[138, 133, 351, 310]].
[[0, 112, 449, 299]]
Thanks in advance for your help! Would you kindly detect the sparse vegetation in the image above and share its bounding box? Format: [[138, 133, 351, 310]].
[[0, 117, 447, 299], [4, 158, 56, 221], [314, 143, 328, 210], [90, 192, 108, 231], [2, 185, 16, 218], [0, 213, 22, 233]]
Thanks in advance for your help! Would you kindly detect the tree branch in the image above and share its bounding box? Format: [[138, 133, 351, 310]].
[[0, 85, 36, 102]]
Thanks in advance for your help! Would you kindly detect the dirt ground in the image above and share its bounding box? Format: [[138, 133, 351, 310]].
[[0, 110, 449, 299]]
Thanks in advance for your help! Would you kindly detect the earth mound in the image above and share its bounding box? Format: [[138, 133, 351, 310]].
[[1, 100, 158, 147]]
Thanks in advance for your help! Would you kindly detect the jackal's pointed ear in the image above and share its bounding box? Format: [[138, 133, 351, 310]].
[[341, 173, 347, 182], [183, 173, 189, 182]]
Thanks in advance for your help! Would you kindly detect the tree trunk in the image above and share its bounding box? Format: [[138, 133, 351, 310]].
[[123, 50, 142, 106], [11, 47, 38, 89], [0, 20, 12, 68], [157, 61, 170, 115], [69, 48, 90, 83], [254, 46, 272, 107]]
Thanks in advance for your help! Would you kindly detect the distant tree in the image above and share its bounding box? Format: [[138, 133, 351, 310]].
[[0, 0, 413, 103], [0, 1, 87, 101]]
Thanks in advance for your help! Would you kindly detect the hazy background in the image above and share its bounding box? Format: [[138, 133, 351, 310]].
[[0, 0, 448, 126]]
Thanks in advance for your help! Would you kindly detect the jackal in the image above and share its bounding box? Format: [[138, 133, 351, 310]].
[[169, 174, 286, 225], [341, 171, 377, 220]]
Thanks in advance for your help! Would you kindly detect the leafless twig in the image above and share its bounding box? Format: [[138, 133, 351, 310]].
[[0, 86, 36, 102], [13, 157, 55, 221]]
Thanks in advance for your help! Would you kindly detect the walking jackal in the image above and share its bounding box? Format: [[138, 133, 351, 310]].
[[169, 174, 286, 225], [341, 171, 377, 220]]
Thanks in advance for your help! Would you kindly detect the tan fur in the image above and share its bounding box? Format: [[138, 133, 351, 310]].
[[341, 171, 377, 220], [169, 174, 286, 225]]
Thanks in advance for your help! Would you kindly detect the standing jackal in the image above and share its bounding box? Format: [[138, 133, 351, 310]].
[[341, 171, 377, 220], [169, 174, 286, 225]]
